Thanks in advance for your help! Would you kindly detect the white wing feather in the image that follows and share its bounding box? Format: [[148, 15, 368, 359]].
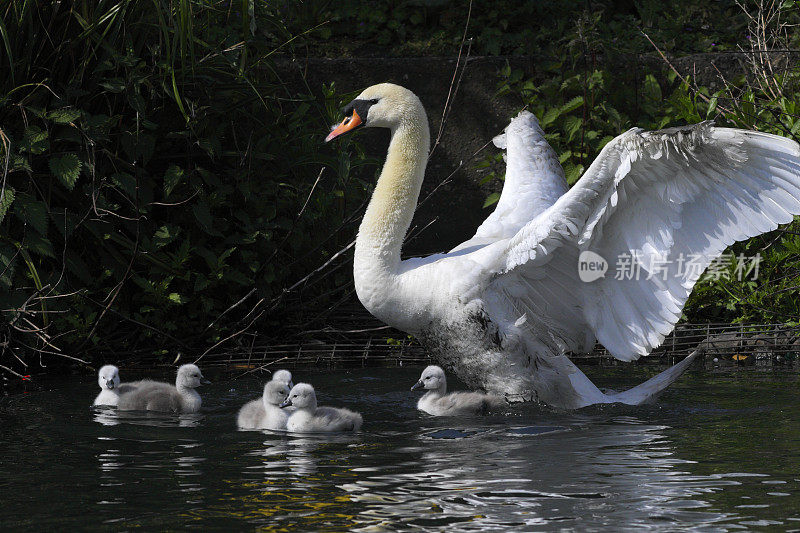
[[454, 111, 568, 251], [488, 122, 800, 361]]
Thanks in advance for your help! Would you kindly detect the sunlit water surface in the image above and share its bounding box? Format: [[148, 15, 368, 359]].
[[1, 367, 800, 531]]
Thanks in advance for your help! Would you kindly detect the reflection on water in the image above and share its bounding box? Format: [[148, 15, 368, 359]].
[[1, 368, 799, 530]]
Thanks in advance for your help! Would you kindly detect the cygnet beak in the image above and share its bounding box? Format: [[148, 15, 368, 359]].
[[288, 381, 295, 389], [106, 380, 115, 390], [411, 380, 423, 391], [200, 377, 211, 385], [279, 398, 292, 409]]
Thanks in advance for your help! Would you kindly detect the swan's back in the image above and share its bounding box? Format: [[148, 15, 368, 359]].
[[117, 381, 182, 413], [237, 398, 265, 428], [288, 406, 363, 433], [419, 391, 503, 417]]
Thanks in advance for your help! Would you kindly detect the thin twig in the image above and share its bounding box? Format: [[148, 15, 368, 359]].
[[430, 0, 473, 159]]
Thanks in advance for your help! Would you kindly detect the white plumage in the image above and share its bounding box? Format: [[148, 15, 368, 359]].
[[326, 83, 800, 409], [411, 365, 503, 416], [281, 383, 362, 433]]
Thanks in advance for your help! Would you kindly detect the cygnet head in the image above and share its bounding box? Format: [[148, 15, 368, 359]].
[[280, 383, 316, 410], [263, 380, 290, 407], [411, 365, 447, 393], [272, 369, 294, 389], [175, 364, 210, 389], [97, 365, 120, 391], [325, 83, 425, 142]]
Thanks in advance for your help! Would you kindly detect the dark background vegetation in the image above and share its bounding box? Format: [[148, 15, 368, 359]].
[[2, 0, 800, 388]]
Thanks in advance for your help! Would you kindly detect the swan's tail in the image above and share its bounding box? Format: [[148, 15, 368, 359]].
[[606, 348, 703, 405]]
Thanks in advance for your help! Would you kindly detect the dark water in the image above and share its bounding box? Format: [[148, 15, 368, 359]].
[[2, 367, 800, 531]]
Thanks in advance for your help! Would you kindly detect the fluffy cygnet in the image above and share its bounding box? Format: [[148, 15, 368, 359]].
[[117, 364, 210, 413], [411, 365, 503, 416], [272, 369, 294, 389], [93, 365, 140, 406], [93, 365, 121, 406], [236, 369, 295, 429], [237, 380, 292, 430], [280, 383, 362, 433]]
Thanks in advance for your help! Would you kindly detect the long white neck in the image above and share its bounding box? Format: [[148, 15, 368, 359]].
[[353, 106, 429, 314]]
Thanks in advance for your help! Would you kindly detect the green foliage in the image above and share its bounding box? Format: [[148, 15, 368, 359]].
[[278, 0, 754, 58], [0, 0, 371, 366]]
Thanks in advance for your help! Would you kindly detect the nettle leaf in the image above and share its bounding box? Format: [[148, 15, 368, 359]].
[[192, 202, 221, 236], [21, 126, 49, 154], [164, 165, 184, 198], [643, 74, 662, 102], [168, 293, 185, 304], [563, 115, 582, 142], [559, 96, 584, 115], [153, 224, 181, 248], [13, 193, 48, 235], [24, 232, 54, 258], [50, 210, 79, 238], [540, 107, 561, 128], [0, 188, 14, 224], [46, 108, 81, 124], [0, 243, 17, 287], [483, 192, 501, 208], [12, 155, 31, 173], [110, 173, 136, 199], [99, 78, 126, 93], [49, 153, 82, 190]]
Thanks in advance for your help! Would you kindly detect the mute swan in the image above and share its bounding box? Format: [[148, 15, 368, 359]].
[[237, 381, 292, 430], [93, 365, 141, 407], [280, 383, 363, 433], [236, 370, 294, 430], [411, 365, 503, 416], [325, 82, 800, 409], [117, 364, 209, 413]]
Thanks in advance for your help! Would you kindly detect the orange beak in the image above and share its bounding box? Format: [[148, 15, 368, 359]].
[[325, 109, 363, 142]]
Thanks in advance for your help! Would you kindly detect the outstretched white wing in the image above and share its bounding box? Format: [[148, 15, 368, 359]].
[[454, 111, 568, 251], [479, 122, 800, 361]]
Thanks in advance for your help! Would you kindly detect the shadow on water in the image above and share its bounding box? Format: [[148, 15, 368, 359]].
[[1, 367, 800, 530]]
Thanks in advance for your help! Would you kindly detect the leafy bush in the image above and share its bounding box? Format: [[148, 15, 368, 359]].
[[0, 0, 370, 377]]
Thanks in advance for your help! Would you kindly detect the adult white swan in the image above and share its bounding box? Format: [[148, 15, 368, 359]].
[[325, 83, 800, 409]]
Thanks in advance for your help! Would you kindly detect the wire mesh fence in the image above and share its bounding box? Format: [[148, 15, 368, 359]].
[[193, 305, 800, 371]]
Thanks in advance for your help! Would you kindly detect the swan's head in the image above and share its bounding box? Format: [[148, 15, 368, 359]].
[[411, 365, 447, 392], [98, 365, 120, 391], [280, 383, 317, 410], [325, 83, 424, 142], [263, 380, 290, 407], [272, 369, 294, 389], [176, 364, 210, 389]]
